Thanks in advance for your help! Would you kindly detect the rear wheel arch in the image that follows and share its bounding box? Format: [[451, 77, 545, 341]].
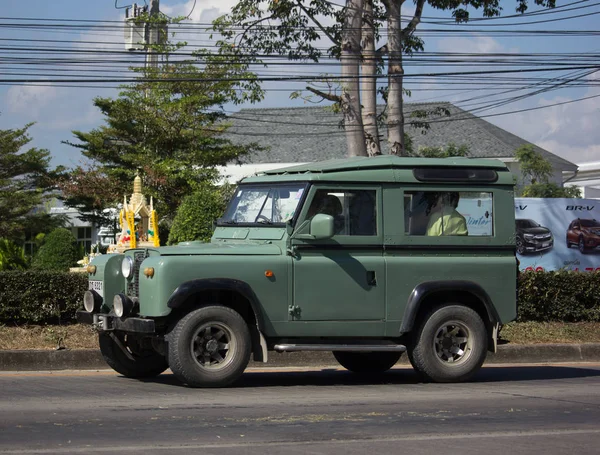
[[400, 281, 498, 341]]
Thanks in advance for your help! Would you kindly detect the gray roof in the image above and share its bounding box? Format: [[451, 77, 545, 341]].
[[225, 102, 576, 171]]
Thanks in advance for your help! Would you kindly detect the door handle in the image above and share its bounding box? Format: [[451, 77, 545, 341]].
[[367, 271, 377, 286]]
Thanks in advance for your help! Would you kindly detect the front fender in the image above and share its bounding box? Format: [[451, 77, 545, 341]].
[[167, 278, 266, 331], [88, 253, 126, 312]]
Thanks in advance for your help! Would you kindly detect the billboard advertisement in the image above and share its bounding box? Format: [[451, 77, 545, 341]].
[[513, 198, 600, 272]]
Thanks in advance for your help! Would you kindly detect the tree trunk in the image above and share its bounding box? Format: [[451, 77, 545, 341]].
[[360, 0, 381, 156], [386, 0, 405, 156], [341, 0, 367, 157]]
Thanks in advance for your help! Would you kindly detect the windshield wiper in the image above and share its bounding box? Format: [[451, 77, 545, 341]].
[[256, 219, 274, 225]]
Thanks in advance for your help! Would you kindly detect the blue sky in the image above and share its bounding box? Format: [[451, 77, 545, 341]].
[[1, 0, 599, 169]]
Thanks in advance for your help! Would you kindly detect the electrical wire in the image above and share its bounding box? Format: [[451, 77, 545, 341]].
[[0, 7, 598, 140], [185, 0, 197, 20]]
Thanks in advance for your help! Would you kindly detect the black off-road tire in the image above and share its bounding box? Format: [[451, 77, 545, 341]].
[[333, 351, 402, 374], [579, 236, 588, 254], [167, 305, 251, 388], [98, 332, 168, 378], [516, 238, 525, 255], [409, 304, 487, 383]]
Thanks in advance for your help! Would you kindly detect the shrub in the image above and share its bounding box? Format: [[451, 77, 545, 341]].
[[0, 271, 87, 324], [1, 269, 598, 326], [32, 228, 78, 271], [517, 270, 600, 322], [0, 239, 28, 271], [168, 184, 230, 245]]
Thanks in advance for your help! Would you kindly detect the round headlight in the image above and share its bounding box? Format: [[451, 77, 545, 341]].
[[113, 294, 125, 317], [113, 294, 134, 318], [83, 290, 98, 313], [121, 256, 134, 279]]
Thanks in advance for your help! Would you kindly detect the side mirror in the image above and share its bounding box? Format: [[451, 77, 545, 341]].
[[309, 214, 335, 240], [290, 214, 335, 241]]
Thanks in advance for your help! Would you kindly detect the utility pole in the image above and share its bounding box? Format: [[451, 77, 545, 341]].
[[146, 0, 160, 71]]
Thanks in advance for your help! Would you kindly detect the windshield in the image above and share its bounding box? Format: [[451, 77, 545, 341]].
[[219, 183, 308, 225], [580, 219, 600, 228], [517, 219, 539, 229]]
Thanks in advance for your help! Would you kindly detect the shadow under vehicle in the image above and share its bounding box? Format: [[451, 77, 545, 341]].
[[515, 219, 553, 255], [566, 218, 600, 254]]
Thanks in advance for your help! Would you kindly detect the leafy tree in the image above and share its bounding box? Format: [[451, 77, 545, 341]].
[[0, 239, 28, 271], [168, 184, 234, 245], [59, 23, 263, 228], [515, 144, 580, 198], [415, 143, 469, 158], [32, 228, 79, 271], [214, 0, 555, 156], [0, 124, 62, 242]]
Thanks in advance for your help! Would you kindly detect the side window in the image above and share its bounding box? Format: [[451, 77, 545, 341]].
[[306, 189, 377, 236], [405, 191, 493, 237]]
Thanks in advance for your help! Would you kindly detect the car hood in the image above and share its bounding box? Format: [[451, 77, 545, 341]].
[[153, 242, 282, 256], [521, 227, 550, 235]]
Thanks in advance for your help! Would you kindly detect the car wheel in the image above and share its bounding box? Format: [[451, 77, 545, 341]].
[[98, 332, 168, 379], [332, 351, 402, 374], [168, 305, 251, 388], [516, 238, 525, 255], [579, 236, 588, 254], [409, 304, 487, 383], [566, 236, 571, 248]]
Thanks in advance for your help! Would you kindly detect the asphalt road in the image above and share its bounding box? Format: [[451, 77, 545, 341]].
[[1, 364, 600, 455]]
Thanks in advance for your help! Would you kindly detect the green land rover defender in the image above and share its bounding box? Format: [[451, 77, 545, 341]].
[[78, 156, 518, 387]]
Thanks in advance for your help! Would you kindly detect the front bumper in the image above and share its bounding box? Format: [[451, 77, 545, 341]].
[[76, 310, 156, 333], [584, 237, 600, 249], [522, 239, 553, 253]]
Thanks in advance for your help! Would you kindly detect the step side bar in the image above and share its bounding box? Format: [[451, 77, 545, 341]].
[[274, 344, 406, 352]]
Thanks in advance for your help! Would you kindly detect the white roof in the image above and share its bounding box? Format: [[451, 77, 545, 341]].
[[216, 163, 306, 184]]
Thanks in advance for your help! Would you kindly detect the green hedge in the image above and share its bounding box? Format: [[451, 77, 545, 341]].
[[0, 271, 87, 324], [517, 270, 600, 322], [1, 270, 599, 325]]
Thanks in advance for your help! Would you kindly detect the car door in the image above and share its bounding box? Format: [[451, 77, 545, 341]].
[[289, 185, 386, 335], [569, 221, 580, 245]]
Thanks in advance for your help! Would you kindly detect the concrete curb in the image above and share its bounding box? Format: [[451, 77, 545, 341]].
[[1, 343, 600, 371]]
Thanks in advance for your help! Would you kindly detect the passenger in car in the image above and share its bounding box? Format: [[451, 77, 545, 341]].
[[426, 192, 468, 236]]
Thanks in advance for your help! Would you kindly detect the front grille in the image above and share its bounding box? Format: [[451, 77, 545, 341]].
[[534, 234, 551, 241], [127, 251, 146, 298]]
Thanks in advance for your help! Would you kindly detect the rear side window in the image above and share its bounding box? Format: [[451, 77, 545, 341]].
[[405, 191, 493, 237]]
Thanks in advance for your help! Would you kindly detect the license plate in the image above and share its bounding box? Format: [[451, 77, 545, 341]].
[[89, 280, 103, 297], [542, 242, 550, 247]]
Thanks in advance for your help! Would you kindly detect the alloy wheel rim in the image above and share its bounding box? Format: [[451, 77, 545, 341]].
[[432, 321, 473, 365], [516, 239, 524, 254], [190, 322, 236, 370]]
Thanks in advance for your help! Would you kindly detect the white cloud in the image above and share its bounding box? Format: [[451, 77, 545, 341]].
[[162, 0, 239, 22], [490, 83, 600, 165], [5, 85, 59, 117], [436, 34, 516, 54]]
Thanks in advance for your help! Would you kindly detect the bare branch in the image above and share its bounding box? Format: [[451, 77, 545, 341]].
[[236, 15, 275, 47], [295, 0, 340, 45], [306, 86, 342, 102], [402, 0, 425, 38]]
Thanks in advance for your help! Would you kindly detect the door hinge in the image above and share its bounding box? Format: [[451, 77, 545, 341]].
[[288, 305, 301, 319]]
